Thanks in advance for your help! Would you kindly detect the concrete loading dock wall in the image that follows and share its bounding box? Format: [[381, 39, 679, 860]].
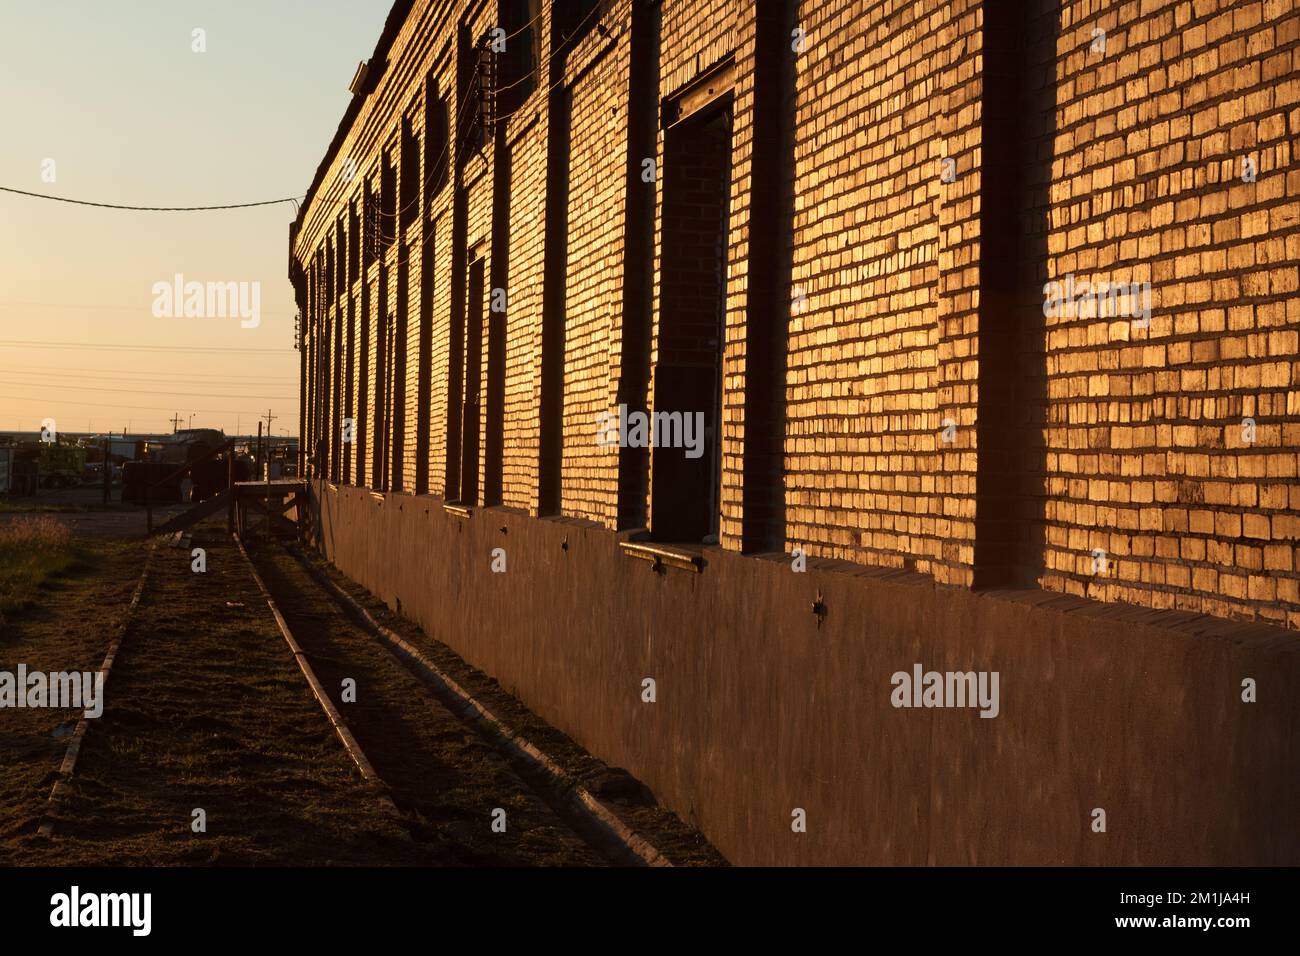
[[311, 480, 1300, 866]]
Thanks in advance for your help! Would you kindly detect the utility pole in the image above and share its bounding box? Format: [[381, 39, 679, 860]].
[[189, 414, 195, 429], [169, 413, 182, 433], [262, 409, 277, 465], [102, 435, 110, 505]]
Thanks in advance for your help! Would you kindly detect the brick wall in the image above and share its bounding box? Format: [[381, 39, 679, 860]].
[[291, 0, 1300, 652], [560, 26, 630, 525], [779, 0, 982, 583], [1030, 0, 1300, 627]]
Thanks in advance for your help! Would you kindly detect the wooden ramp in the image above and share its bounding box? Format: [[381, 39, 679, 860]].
[[149, 488, 233, 536], [148, 479, 308, 538], [233, 479, 309, 538]]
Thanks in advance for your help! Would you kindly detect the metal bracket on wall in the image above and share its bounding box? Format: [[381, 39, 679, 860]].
[[811, 590, 828, 628], [618, 540, 703, 574]]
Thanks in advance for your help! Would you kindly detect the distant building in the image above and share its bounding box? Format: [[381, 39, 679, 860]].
[[292, 0, 1300, 865]]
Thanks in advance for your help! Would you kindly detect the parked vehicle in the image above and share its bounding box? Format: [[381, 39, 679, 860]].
[[122, 429, 250, 504], [12, 441, 86, 489], [0, 446, 13, 494]]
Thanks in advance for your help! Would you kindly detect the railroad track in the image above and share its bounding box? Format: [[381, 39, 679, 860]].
[[29, 522, 700, 865], [36, 541, 157, 838], [237, 533, 672, 866], [30, 526, 415, 863]]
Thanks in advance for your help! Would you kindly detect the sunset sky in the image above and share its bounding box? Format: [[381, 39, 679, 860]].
[[0, 0, 391, 435]]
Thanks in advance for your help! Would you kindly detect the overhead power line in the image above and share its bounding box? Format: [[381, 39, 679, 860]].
[[1, 339, 293, 354], [0, 365, 292, 385], [0, 185, 301, 212], [3, 374, 293, 397], [1, 380, 295, 401], [0, 392, 299, 417], [0, 300, 298, 318]]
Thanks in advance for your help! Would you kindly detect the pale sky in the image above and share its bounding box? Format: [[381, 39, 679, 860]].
[[0, 0, 392, 435]]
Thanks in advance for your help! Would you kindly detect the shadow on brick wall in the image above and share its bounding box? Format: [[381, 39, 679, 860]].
[[740, 0, 797, 553]]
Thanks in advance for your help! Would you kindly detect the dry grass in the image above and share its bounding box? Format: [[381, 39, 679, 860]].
[[0, 516, 76, 623], [0, 515, 73, 548], [0, 537, 142, 856]]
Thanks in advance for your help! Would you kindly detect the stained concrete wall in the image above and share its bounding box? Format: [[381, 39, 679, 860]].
[[312, 480, 1300, 866]]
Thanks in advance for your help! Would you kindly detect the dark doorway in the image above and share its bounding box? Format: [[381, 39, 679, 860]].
[[391, 244, 408, 492], [652, 105, 731, 543], [461, 254, 485, 504], [415, 223, 434, 496]]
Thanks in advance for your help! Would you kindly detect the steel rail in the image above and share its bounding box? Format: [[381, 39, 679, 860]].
[[232, 533, 399, 817], [37, 541, 158, 837], [282, 541, 672, 868]]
